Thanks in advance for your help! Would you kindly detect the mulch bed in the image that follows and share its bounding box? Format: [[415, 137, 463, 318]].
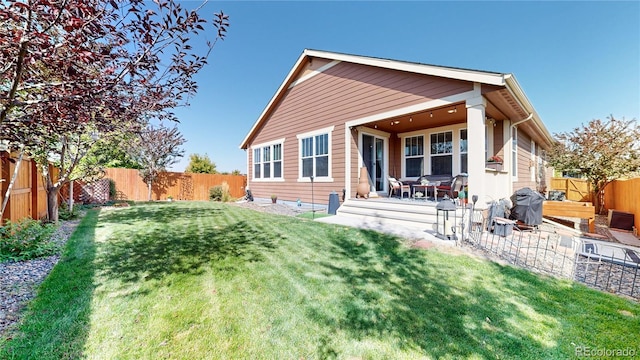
[[0, 217, 81, 338]]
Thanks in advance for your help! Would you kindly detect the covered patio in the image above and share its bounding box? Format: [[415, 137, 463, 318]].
[[345, 82, 534, 207]]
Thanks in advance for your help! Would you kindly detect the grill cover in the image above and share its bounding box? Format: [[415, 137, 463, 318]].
[[510, 187, 545, 225]]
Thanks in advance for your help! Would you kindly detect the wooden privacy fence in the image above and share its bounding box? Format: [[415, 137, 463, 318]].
[[549, 176, 639, 233], [0, 152, 48, 224], [604, 178, 640, 233], [549, 177, 592, 202], [104, 168, 247, 201]]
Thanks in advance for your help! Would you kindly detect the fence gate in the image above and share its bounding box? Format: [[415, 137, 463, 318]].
[[550, 177, 592, 202]]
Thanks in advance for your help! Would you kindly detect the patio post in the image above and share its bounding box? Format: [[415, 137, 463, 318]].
[[466, 93, 488, 208]]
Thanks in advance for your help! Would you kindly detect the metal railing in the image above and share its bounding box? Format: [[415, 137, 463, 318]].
[[466, 208, 640, 300]]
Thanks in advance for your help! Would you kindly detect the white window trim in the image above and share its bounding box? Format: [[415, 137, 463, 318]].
[[297, 126, 334, 182], [429, 130, 454, 176], [460, 128, 468, 174], [402, 134, 425, 179], [358, 128, 390, 193], [251, 138, 285, 182], [486, 124, 494, 161], [398, 123, 467, 178]]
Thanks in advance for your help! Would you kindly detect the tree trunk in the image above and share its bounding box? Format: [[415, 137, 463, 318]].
[[147, 181, 152, 201], [596, 189, 606, 215], [69, 180, 74, 213], [47, 185, 60, 223]]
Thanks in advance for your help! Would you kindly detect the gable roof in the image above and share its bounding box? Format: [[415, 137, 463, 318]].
[[240, 49, 553, 149]]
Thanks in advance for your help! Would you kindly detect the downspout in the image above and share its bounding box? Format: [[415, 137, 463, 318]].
[[511, 113, 534, 128]]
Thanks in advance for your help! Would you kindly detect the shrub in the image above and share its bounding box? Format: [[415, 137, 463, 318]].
[[0, 218, 58, 262], [108, 178, 117, 200], [58, 201, 77, 220], [209, 181, 232, 202]]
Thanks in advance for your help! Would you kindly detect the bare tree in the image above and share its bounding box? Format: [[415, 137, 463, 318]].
[[127, 124, 185, 201], [547, 116, 640, 213]]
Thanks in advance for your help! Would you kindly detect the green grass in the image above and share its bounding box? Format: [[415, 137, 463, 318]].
[[296, 211, 332, 219], [1, 201, 639, 359]]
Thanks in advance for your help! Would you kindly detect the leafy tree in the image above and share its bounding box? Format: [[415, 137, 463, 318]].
[[127, 124, 185, 201], [547, 116, 640, 213], [185, 153, 217, 174], [231, 169, 242, 176], [83, 134, 142, 170], [0, 0, 229, 222]]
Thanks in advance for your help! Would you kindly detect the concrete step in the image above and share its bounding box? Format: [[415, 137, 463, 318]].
[[336, 198, 465, 230]]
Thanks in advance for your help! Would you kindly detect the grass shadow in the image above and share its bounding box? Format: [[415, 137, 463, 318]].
[[96, 203, 276, 285], [309, 226, 640, 358], [311, 229, 495, 358]]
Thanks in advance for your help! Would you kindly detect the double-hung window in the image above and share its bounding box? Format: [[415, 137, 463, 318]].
[[404, 135, 424, 177], [430, 131, 453, 175], [252, 139, 284, 180], [253, 148, 261, 179], [297, 126, 333, 181], [272, 143, 282, 178]]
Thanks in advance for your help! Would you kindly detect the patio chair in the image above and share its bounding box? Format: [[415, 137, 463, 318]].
[[449, 174, 466, 198], [388, 176, 410, 199], [435, 174, 466, 199]]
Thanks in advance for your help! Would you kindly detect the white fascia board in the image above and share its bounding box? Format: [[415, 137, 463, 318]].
[[240, 51, 309, 149], [504, 75, 555, 147], [288, 60, 340, 89], [305, 49, 507, 86]]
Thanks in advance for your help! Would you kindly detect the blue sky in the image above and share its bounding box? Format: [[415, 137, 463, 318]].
[[171, 1, 639, 173]]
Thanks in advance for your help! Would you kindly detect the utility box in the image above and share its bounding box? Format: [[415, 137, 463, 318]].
[[492, 217, 515, 237], [328, 191, 340, 215]]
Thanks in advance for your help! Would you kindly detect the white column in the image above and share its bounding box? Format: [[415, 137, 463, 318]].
[[466, 95, 487, 208], [344, 124, 352, 198]]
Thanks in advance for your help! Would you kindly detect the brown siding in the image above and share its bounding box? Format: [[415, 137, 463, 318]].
[[248, 61, 473, 204], [389, 135, 402, 179], [513, 128, 536, 191], [492, 120, 505, 158]]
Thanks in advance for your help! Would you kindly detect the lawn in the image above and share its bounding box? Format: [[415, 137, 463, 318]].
[[1, 201, 639, 359]]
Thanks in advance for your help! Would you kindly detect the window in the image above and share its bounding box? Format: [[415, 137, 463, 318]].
[[273, 143, 282, 178], [430, 131, 453, 175], [253, 148, 261, 179], [297, 126, 333, 180], [252, 140, 284, 180], [460, 129, 468, 174], [263, 146, 271, 178], [404, 135, 424, 177]]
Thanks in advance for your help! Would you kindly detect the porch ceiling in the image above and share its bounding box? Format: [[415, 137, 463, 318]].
[[363, 102, 505, 134]]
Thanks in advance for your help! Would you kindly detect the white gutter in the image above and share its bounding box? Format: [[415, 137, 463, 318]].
[[504, 75, 555, 146], [511, 113, 534, 128]]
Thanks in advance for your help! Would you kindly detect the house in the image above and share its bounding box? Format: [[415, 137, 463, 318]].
[[240, 49, 554, 208]]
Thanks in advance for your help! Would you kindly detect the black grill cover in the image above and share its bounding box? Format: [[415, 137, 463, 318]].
[[510, 187, 545, 225]]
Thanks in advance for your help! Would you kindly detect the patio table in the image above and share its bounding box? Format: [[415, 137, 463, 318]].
[[411, 182, 438, 200]]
